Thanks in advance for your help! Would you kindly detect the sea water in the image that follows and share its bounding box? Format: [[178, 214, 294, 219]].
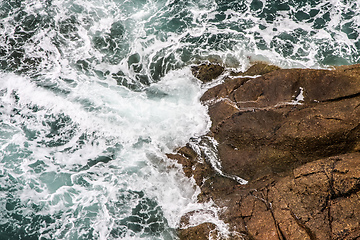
[[0, 0, 359, 239]]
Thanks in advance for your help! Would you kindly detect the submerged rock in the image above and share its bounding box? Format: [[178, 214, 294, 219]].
[[173, 63, 360, 239]]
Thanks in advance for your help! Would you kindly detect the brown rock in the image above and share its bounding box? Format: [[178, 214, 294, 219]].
[[269, 153, 360, 240], [197, 175, 238, 203], [228, 67, 360, 109], [205, 64, 360, 181], [191, 63, 224, 83], [233, 62, 281, 76], [241, 191, 280, 240], [167, 145, 213, 186], [207, 100, 239, 132], [178, 222, 218, 240], [269, 186, 312, 240], [331, 193, 360, 239], [178, 209, 249, 240], [175, 64, 360, 240], [200, 77, 249, 102], [190, 153, 360, 240], [176, 153, 360, 240]]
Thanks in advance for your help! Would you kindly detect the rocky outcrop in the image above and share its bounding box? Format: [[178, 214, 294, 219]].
[[191, 63, 224, 83], [202, 64, 360, 181], [172, 63, 360, 239]]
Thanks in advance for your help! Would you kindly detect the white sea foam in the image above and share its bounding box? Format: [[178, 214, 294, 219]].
[[0, 67, 217, 239]]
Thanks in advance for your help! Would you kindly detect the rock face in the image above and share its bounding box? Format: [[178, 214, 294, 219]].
[[202, 64, 360, 181], [172, 63, 360, 240]]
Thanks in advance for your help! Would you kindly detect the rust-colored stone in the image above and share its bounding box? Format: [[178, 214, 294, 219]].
[[175, 64, 360, 240]]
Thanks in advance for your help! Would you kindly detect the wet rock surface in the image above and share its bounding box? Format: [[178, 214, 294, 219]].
[[172, 63, 360, 239], [191, 63, 224, 83]]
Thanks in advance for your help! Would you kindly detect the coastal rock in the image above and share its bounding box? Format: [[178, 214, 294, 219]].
[[178, 222, 218, 240], [174, 63, 360, 239], [204, 64, 360, 181], [191, 63, 224, 83], [166, 145, 214, 186], [177, 153, 360, 240], [269, 153, 360, 240], [232, 62, 280, 76]]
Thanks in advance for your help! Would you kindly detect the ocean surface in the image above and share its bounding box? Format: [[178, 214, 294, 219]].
[[0, 0, 359, 239]]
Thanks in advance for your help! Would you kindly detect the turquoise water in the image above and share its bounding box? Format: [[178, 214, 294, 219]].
[[0, 0, 359, 239]]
